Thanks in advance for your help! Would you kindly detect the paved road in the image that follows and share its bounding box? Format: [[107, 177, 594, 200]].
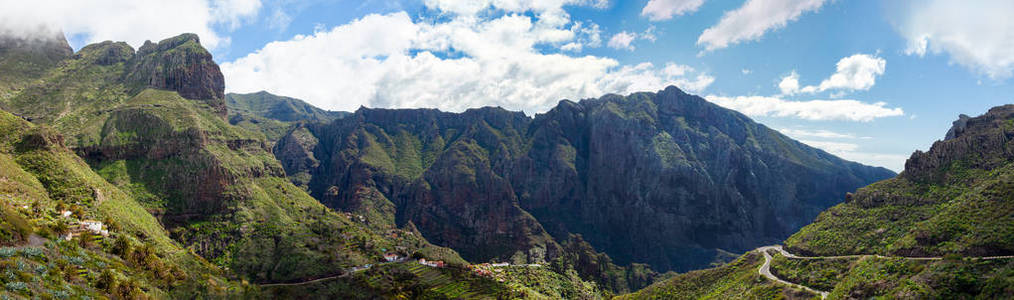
[[756, 246, 829, 299], [755, 245, 1014, 299]]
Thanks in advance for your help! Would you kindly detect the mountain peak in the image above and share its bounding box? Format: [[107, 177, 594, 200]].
[[125, 33, 226, 116]]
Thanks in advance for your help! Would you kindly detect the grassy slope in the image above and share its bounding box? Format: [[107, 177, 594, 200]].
[[785, 162, 1014, 257], [0, 109, 244, 298], [615, 252, 815, 299], [264, 261, 602, 299], [225, 91, 346, 142]]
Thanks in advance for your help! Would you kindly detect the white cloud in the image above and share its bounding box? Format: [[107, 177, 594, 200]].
[[641, 0, 706, 21], [697, 0, 826, 51], [778, 71, 801, 95], [898, 0, 1014, 79], [0, 0, 262, 50], [780, 54, 886, 95], [608, 31, 637, 50], [704, 95, 903, 122], [812, 54, 885, 92], [798, 140, 907, 172], [560, 21, 602, 52], [607, 26, 657, 51], [741, 69, 752, 75], [778, 128, 862, 139], [222, 8, 715, 113]]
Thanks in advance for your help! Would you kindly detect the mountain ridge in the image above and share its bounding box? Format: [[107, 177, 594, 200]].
[[275, 84, 896, 276]]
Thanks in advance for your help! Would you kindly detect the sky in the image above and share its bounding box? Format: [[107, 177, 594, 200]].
[[2, 0, 1014, 172]]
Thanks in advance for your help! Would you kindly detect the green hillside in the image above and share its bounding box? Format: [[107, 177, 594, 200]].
[[0, 109, 245, 298], [0, 32, 470, 297], [226, 91, 348, 142]]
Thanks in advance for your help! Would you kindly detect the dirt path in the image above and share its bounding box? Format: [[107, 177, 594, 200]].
[[755, 245, 1014, 299]]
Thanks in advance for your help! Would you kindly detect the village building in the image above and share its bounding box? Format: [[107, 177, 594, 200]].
[[79, 220, 109, 236], [418, 258, 445, 268], [383, 253, 401, 262]]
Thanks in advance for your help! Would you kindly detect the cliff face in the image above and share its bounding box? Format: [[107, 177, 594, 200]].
[[285, 107, 559, 263], [125, 34, 226, 116], [278, 86, 896, 272], [509, 87, 896, 271]]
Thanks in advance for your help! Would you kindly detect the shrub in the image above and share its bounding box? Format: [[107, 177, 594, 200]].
[[4, 281, 27, 292]]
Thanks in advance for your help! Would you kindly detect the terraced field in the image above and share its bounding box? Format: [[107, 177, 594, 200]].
[[402, 263, 489, 298]]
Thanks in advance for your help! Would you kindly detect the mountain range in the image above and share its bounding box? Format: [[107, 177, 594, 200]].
[[0, 31, 1007, 299]]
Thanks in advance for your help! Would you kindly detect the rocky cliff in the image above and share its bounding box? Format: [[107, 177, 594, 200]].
[[277, 86, 896, 273], [125, 34, 226, 116]]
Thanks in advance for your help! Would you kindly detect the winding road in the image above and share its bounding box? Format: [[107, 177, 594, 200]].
[[755, 245, 1014, 299]]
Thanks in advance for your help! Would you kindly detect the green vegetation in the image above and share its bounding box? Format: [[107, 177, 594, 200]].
[[785, 153, 1014, 257], [769, 254, 856, 291], [225, 91, 346, 142], [616, 252, 816, 299], [0, 109, 243, 298], [0, 33, 473, 298], [823, 257, 1014, 298]]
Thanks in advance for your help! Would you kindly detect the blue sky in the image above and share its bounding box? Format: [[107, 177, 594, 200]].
[[5, 0, 1014, 171]]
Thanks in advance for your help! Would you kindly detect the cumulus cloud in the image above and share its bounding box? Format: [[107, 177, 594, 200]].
[[704, 95, 903, 122], [778, 71, 801, 95], [641, 0, 707, 21], [607, 26, 657, 51], [780, 54, 886, 95], [222, 7, 715, 113], [0, 0, 261, 50], [698, 0, 826, 51], [898, 0, 1014, 79], [608, 31, 637, 50]]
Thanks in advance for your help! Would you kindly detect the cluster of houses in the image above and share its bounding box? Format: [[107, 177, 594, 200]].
[[468, 262, 543, 278], [59, 219, 109, 241], [342, 212, 367, 223], [417, 258, 446, 268]]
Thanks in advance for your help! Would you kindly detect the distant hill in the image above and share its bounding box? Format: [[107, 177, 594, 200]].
[[226, 91, 348, 142]]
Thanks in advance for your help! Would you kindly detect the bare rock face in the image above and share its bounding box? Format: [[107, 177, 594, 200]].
[[277, 86, 896, 272], [905, 105, 1014, 183], [944, 114, 972, 140], [124, 33, 226, 116]]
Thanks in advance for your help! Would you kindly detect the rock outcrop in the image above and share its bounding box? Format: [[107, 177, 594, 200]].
[[905, 105, 1014, 183], [125, 34, 226, 116]]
